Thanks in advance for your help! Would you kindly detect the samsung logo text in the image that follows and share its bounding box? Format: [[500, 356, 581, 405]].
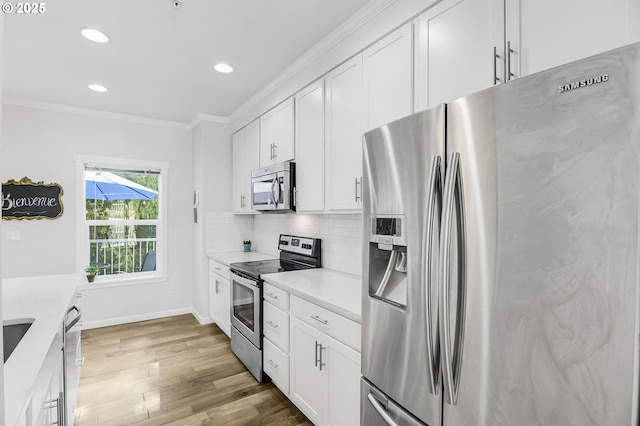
[[558, 74, 609, 93]]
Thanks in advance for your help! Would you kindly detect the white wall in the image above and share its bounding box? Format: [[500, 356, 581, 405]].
[[0, 11, 5, 415], [192, 118, 232, 322], [1, 103, 194, 326]]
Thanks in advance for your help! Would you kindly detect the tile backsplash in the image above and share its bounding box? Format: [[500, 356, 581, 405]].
[[206, 212, 363, 276], [206, 212, 254, 253]]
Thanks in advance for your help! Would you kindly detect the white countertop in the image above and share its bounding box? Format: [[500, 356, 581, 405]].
[[262, 268, 362, 323], [3, 274, 80, 426], [207, 251, 276, 266]]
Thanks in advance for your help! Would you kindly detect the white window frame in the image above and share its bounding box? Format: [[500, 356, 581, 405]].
[[76, 155, 169, 284]]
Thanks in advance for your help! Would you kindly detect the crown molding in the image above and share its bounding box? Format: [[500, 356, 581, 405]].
[[189, 112, 229, 129], [228, 0, 398, 124], [3, 97, 192, 130]]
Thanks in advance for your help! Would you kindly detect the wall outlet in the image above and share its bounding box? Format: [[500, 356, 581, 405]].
[[7, 231, 21, 242]]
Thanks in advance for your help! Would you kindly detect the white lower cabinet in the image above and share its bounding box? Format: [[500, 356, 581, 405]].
[[209, 260, 231, 337], [263, 283, 291, 394], [32, 329, 64, 426], [290, 312, 361, 426]]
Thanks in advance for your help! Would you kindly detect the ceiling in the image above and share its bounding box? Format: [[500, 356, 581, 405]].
[[3, 0, 372, 124]]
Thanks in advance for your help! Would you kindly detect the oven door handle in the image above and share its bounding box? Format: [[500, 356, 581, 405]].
[[231, 272, 259, 289]]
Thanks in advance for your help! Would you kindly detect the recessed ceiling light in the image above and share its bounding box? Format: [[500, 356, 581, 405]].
[[214, 63, 234, 74], [81, 28, 110, 43], [88, 84, 108, 93]]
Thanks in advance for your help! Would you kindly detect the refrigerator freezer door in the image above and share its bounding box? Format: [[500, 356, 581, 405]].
[[361, 379, 427, 426], [362, 106, 445, 425], [444, 42, 640, 425]]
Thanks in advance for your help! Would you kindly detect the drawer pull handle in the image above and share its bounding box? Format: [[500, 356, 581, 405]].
[[267, 359, 279, 369], [311, 315, 328, 325], [266, 292, 279, 299], [266, 320, 278, 329]]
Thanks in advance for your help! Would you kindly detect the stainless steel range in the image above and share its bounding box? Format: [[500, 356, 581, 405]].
[[230, 234, 321, 382]]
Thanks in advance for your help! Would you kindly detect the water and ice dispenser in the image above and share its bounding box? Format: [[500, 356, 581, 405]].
[[368, 215, 408, 308]]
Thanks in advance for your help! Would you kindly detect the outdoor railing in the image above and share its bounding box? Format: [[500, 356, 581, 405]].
[[89, 238, 156, 275]]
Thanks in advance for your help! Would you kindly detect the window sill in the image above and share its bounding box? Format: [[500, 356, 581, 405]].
[[78, 274, 169, 290]]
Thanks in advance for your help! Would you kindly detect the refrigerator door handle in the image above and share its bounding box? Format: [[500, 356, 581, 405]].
[[367, 393, 400, 426], [439, 151, 467, 406], [423, 155, 442, 395]]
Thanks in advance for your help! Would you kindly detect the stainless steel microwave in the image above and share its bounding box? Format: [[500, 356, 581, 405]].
[[251, 161, 296, 212]]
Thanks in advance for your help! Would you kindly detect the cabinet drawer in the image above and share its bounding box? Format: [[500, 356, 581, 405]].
[[264, 302, 290, 352], [209, 259, 230, 278], [263, 283, 289, 311], [290, 296, 361, 352], [264, 338, 290, 394]]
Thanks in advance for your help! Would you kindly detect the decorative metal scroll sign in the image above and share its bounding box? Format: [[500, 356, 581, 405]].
[[2, 177, 64, 220]]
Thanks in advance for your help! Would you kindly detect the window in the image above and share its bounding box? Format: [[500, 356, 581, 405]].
[[78, 156, 167, 281]]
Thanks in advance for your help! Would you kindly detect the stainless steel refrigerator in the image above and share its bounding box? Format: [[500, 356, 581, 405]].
[[361, 41, 640, 426]]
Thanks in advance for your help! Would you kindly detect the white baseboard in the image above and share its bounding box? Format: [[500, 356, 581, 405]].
[[192, 309, 214, 325], [81, 307, 193, 330]]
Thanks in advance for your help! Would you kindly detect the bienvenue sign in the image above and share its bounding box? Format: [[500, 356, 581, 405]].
[[2, 177, 64, 220]]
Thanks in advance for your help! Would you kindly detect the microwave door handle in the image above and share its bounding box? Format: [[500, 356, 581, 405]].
[[271, 177, 279, 207]]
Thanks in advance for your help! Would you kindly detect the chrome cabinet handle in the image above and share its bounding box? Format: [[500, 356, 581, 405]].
[[493, 46, 501, 85], [267, 359, 278, 369], [266, 320, 278, 329], [310, 315, 328, 325], [439, 152, 467, 406], [354, 177, 362, 202], [315, 340, 320, 367], [76, 356, 85, 367], [367, 393, 400, 426], [215, 279, 220, 294], [273, 143, 278, 160], [318, 343, 326, 371], [265, 292, 278, 300], [423, 155, 442, 395], [507, 40, 515, 81]]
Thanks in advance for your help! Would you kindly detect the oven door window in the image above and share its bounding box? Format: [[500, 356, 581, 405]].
[[233, 282, 255, 332]]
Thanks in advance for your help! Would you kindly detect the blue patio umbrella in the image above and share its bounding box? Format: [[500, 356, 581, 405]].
[[85, 171, 158, 201]]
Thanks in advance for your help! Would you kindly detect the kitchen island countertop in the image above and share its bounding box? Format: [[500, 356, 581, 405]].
[[3, 274, 80, 426]]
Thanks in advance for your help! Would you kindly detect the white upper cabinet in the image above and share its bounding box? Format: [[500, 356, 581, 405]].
[[504, 0, 640, 80], [295, 79, 325, 212], [232, 119, 260, 213], [363, 22, 414, 131], [325, 55, 364, 211], [415, 0, 503, 111], [260, 97, 295, 166]]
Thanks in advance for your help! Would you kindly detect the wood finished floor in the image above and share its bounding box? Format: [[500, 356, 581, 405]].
[[75, 314, 313, 426]]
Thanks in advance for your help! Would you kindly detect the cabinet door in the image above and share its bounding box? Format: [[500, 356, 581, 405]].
[[260, 109, 277, 166], [275, 97, 295, 162], [245, 119, 260, 178], [325, 55, 364, 211], [290, 317, 324, 425], [260, 98, 295, 166], [363, 22, 413, 131], [208, 270, 219, 321], [232, 128, 247, 212], [295, 80, 325, 212], [324, 335, 361, 426], [217, 275, 231, 337], [506, 0, 640, 79], [415, 0, 503, 111]]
